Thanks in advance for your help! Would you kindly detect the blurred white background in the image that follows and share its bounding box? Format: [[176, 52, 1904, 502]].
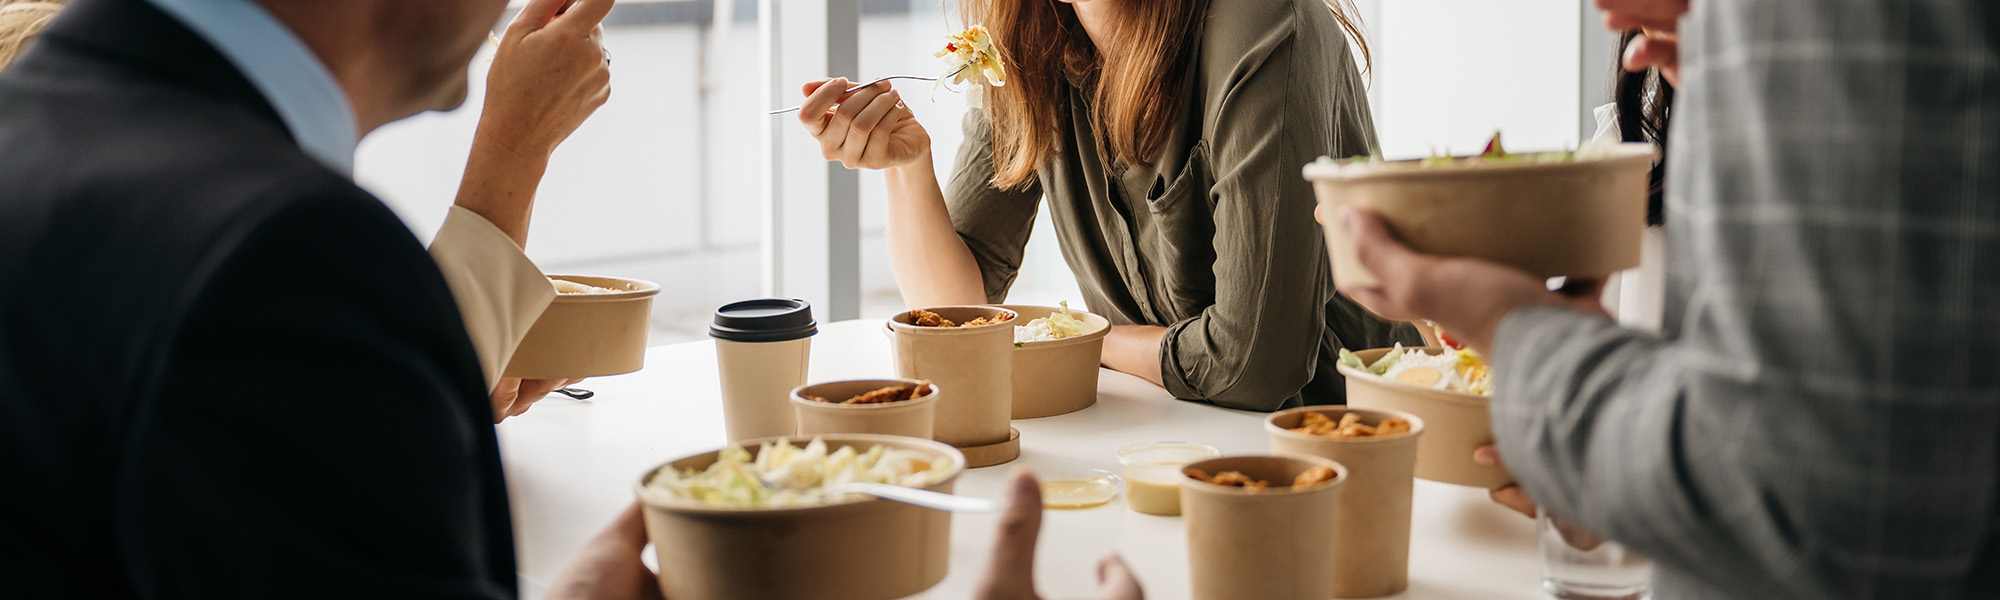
[[357, 0, 1600, 345]]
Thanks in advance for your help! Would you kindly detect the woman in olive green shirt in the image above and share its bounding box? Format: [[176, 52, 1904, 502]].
[[793, 0, 1418, 411]]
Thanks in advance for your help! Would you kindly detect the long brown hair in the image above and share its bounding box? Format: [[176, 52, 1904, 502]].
[[965, 0, 1371, 189], [0, 1, 64, 70]]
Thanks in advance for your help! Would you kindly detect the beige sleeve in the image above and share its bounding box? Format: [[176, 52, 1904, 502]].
[[427, 206, 556, 390]]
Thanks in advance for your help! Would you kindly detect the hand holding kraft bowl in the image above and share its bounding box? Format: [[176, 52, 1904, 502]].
[[1319, 205, 1606, 520]]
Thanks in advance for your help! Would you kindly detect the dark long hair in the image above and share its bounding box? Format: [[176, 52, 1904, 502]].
[[1613, 31, 1674, 226]]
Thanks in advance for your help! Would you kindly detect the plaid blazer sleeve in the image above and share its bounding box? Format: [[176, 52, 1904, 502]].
[[1489, 1, 2000, 598]]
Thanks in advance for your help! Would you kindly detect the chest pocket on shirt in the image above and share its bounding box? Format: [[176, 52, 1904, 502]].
[[1143, 143, 1216, 323]]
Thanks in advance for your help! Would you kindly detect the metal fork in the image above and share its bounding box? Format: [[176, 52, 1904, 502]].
[[767, 65, 969, 115]]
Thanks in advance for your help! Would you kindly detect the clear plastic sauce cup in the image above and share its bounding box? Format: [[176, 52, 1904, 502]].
[[1117, 442, 1222, 515]]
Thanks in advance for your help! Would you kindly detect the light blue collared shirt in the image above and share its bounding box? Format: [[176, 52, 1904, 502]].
[[144, 0, 358, 176]]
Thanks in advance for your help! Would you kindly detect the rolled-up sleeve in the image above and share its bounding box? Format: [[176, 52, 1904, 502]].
[[428, 206, 555, 389], [1158, 1, 1366, 411], [943, 111, 1043, 303]]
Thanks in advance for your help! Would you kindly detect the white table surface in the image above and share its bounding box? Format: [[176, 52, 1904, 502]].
[[498, 319, 1545, 599]]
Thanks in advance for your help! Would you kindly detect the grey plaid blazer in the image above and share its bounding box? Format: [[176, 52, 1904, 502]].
[[1490, 1, 2000, 598]]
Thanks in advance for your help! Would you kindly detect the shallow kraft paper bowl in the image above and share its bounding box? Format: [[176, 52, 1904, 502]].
[[998, 304, 1111, 419], [635, 434, 964, 600], [1337, 347, 1512, 489], [1304, 142, 1655, 288], [503, 275, 659, 379], [790, 379, 941, 439]]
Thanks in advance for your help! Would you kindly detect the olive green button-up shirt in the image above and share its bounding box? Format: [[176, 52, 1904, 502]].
[[943, 0, 1419, 412]]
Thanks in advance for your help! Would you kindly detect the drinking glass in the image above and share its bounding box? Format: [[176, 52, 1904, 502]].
[[1538, 509, 1652, 600]]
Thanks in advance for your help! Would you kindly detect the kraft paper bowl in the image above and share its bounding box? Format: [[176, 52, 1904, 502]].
[[1181, 455, 1347, 600], [503, 275, 659, 379], [1337, 347, 1511, 488], [1267, 407, 1425, 598], [998, 304, 1111, 419], [1304, 143, 1655, 288], [790, 379, 940, 439], [889, 306, 1019, 464], [635, 434, 963, 600]]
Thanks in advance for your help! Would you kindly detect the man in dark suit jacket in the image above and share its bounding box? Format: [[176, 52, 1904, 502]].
[[0, 0, 654, 597]]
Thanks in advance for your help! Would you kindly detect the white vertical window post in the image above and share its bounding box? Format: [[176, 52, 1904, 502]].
[[759, 0, 863, 321], [1579, 0, 1618, 139]]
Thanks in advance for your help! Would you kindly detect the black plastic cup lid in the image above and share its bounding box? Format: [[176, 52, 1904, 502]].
[[711, 298, 817, 342]]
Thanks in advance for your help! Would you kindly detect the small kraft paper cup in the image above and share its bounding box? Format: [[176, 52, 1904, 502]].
[[790, 379, 940, 439], [1268, 407, 1426, 598], [1338, 347, 1512, 488], [504, 275, 660, 379], [888, 306, 1018, 466], [636, 434, 963, 600], [1181, 455, 1347, 600], [1304, 143, 1655, 288], [999, 304, 1112, 419]]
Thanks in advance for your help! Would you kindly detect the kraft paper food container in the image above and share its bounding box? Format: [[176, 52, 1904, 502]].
[[790, 379, 940, 439], [1304, 143, 1655, 288], [1338, 347, 1512, 488], [1267, 407, 1425, 598], [1182, 455, 1347, 600], [635, 434, 963, 600], [999, 304, 1112, 419], [889, 306, 1018, 465], [503, 275, 660, 379]]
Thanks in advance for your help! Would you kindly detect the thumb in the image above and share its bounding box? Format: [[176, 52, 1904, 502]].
[[1095, 554, 1145, 600], [978, 469, 1043, 600], [1339, 206, 1420, 283], [508, 0, 572, 36], [549, 0, 616, 34], [597, 502, 651, 551]]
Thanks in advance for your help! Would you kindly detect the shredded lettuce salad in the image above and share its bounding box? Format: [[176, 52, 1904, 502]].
[[645, 438, 953, 509], [1014, 301, 1091, 345], [1320, 133, 1576, 169], [1339, 343, 1493, 396]]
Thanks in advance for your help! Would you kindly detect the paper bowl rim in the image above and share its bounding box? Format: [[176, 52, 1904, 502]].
[[1265, 406, 1427, 445], [634, 434, 965, 515], [1302, 142, 1656, 184], [1335, 347, 1491, 408], [547, 274, 662, 301]]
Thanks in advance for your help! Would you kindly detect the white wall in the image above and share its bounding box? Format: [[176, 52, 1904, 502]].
[[355, 1, 1587, 344], [1364, 0, 1582, 158]]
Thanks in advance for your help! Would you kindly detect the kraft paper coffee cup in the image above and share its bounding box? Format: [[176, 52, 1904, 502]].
[[711, 299, 816, 443], [888, 306, 1017, 454], [1268, 407, 1425, 598], [1181, 455, 1346, 600], [790, 379, 939, 439]]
